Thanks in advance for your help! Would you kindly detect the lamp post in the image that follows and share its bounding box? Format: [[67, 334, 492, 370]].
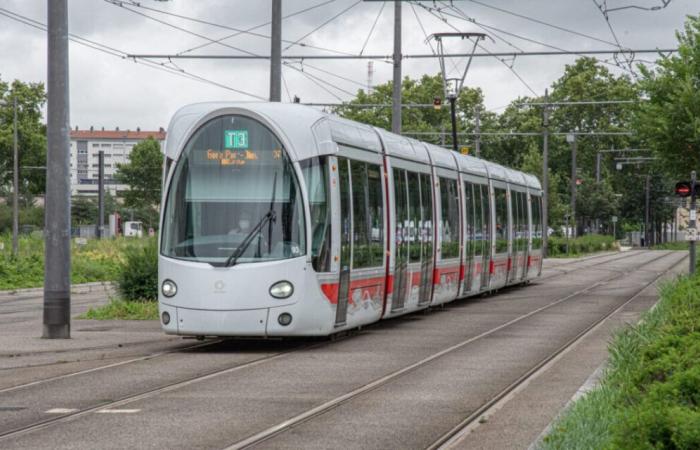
[[566, 133, 577, 238], [0, 96, 19, 256]]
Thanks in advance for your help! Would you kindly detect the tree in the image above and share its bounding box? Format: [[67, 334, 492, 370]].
[[636, 14, 700, 178], [0, 78, 48, 197], [114, 137, 162, 228], [336, 73, 495, 151]]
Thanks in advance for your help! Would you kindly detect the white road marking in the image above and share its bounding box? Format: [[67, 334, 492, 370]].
[[45, 408, 79, 414], [96, 409, 141, 414]]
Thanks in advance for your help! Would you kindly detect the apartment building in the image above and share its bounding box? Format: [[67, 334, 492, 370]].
[[69, 127, 166, 196]]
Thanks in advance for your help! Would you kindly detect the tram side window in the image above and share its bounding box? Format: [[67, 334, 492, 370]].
[[482, 185, 491, 252], [464, 182, 474, 258], [301, 157, 331, 272], [495, 188, 508, 253], [532, 195, 543, 249], [407, 171, 422, 263], [350, 160, 384, 269], [472, 183, 483, 257], [440, 178, 460, 259], [420, 173, 433, 259], [394, 168, 408, 257]]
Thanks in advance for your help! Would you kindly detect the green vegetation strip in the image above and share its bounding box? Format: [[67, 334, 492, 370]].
[[541, 273, 700, 449], [547, 234, 617, 258], [0, 234, 154, 291], [78, 299, 159, 320], [652, 241, 689, 251]]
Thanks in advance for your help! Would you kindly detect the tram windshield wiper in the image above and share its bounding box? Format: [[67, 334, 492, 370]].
[[224, 209, 276, 267], [225, 172, 278, 268]]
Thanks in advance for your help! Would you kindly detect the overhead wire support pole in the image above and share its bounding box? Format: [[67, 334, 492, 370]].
[[270, 0, 282, 102], [690, 171, 696, 274], [474, 105, 481, 157], [97, 150, 105, 239], [44, 0, 71, 339], [542, 89, 549, 257], [392, 1, 401, 134], [12, 96, 19, 257]]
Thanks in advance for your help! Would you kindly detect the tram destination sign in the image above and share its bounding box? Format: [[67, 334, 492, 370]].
[[224, 130, 249, 149]]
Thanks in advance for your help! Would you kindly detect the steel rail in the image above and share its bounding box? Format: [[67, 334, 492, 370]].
[[0, 340, 329, 442], [430, 251, 688, 450], [222, 251, 679, 450]]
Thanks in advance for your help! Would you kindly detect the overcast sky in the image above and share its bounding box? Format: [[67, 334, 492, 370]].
[[0, 0, 696, 131]]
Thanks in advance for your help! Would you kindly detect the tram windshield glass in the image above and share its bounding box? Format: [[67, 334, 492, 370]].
[[162, 115, 306, 264]]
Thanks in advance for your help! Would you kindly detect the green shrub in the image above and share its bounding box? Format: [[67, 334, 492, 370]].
[[541, 274, 700, 449], [116, 236, 158, 302], [546, 234, 616, 257]]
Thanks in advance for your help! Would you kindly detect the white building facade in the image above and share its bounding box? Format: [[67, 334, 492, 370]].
[[69, 127, 166, 196]]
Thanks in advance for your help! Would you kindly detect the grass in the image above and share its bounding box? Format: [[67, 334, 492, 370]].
[[547, 234, 617, 258], [0, 234, 153, 290], [540, 273, 700, 449], [652, 241, 689, 251], [78, 298, 159, 320]]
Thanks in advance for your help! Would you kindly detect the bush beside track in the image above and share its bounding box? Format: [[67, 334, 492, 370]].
[[546, 234, 617, 257], [540, 272, 700, 449]]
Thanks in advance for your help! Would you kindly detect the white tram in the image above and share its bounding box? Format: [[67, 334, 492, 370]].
[[158, 103, 544, 337]]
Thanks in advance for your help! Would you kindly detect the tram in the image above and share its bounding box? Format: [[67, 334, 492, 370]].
[[158, 103, 543, 337]]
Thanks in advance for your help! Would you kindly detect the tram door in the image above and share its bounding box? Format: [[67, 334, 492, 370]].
[[463, 181, 476, 294], [335, 159, 351, 326], [392, 168, 409, 311], [518, 192, 529, 280], [418, 173, 434, 306], [479, 184, 491, 290]]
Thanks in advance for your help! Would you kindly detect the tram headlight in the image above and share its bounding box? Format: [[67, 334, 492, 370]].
[[161, 311, 171, 325], [269, 280, 294, 299], [161, 279, 178, 298]]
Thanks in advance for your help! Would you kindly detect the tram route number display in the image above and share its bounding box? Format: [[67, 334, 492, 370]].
[[224, 129, 249, 149]]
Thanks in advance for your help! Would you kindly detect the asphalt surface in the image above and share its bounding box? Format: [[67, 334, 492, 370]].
[[0, 250, 687, 450]]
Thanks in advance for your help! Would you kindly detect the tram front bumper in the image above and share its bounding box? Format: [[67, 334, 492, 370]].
[[160, 303, 269, 336]]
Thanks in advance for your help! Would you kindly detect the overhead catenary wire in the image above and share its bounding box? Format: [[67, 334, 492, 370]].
[[0, 8, 266, 100], [415, 3, 538, 96], [109, 0, 357, 58], [104, 1, 364, 102], [283, 0, 363, 52], [461, 0, 620, 48], [360, 1, 386, 56]]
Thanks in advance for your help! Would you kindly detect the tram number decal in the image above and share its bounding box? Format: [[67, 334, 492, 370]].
[[224, 129, 249, 149]]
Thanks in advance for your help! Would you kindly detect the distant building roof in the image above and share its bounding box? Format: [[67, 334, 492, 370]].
[[70, 128, 166, 140]]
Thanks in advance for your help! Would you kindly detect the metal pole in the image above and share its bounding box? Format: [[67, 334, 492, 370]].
[[595, 151, 601, 233], [450, 97, 458, 152], [570, 136, 577, 238], [542, 89, 549, 257], [44, 0, 71, 339], [12, 96, 19, 257], [391, 1, 401, 134], [644, 174, 651, 248], [474, 105, 481, 157], [690, 170, 696, 274], [269, 0, 282, 102], [97, 150, 104, 239]]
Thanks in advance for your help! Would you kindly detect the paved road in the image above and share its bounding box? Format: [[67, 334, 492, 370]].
[[0, 250, 687, 450]]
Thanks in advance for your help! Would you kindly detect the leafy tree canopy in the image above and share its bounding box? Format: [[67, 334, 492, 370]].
[[114, 137, 162, 227]]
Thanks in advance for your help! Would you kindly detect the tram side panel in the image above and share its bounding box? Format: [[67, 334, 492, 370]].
[[528, 192, 544, 278]]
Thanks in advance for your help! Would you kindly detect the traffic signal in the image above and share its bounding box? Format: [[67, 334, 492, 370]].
[[433, 97, 442, 110], [675, 181, 695, 197]]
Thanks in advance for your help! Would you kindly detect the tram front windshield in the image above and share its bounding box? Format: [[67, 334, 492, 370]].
[[162, 115, 306, 264]]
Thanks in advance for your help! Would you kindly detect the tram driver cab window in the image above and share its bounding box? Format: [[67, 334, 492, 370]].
[[162, 115, 306, 265]]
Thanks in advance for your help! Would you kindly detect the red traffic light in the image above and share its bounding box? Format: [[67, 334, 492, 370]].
[[675, 181, 692, 197]]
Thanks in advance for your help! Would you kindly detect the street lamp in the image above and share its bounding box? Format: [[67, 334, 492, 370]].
[[0, 96, 19, 256], [566, 133, 577, 238]]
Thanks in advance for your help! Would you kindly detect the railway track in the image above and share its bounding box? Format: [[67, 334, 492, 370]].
[[220, 250, 681, 449], [0, 250, 645, 390], [0, 250, 676, 446]]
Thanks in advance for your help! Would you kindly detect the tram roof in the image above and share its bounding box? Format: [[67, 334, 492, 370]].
[[165, 102, 536, 184]]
